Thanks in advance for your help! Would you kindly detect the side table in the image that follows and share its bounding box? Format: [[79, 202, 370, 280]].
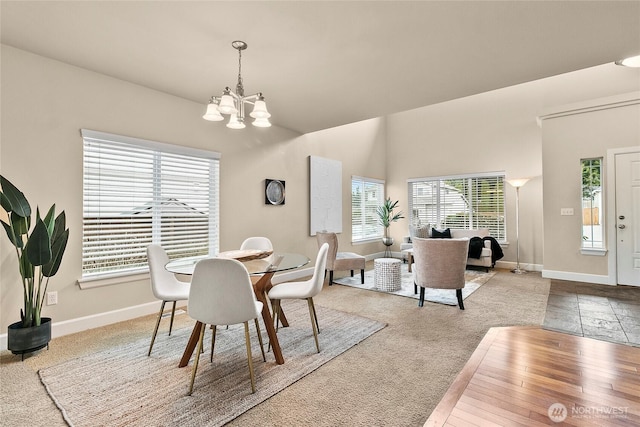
[[374, 258, 402, 292]]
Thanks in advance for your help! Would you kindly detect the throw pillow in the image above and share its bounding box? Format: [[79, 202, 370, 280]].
[[414, 225, 430, 238], [431, 228, 451, 238]]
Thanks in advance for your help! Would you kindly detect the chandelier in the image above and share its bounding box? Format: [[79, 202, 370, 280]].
[[202, 40, 271, 129]]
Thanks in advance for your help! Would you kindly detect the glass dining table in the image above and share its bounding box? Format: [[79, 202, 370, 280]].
[[165, 251, 310, 366]]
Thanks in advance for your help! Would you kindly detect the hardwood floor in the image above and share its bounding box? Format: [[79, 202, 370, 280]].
[[425, 326, 640, 426]]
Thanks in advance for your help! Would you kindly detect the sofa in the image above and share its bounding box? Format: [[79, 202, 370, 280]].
[[401, 227, 494, 270]]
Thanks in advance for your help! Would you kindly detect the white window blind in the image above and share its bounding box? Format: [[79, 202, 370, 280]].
[[408, 173, 505, 240], [352, 176, 384, 242], [82, 130, 220, 277]]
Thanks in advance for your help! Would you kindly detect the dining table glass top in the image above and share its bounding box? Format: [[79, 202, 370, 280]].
[[165, 252, 310, 276]]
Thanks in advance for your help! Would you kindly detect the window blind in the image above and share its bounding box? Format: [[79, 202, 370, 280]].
[[82, 130, 220, 277], [352, 176, 384, 242], [408, 173, 505, 240]]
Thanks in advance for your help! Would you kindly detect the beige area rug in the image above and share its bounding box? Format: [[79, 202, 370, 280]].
[[38, 301, 385, 427], [333, 262, 495, 305]]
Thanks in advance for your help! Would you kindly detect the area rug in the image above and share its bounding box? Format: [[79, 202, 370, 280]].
[[38, 301, 385, 427], [333, 263, 495, 306]]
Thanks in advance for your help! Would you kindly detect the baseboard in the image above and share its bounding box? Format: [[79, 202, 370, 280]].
[[542, 269, 613, 285], [0, 300, 165, 352], [494, 261, 543, 272]]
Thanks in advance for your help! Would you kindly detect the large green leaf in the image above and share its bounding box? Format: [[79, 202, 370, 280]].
[[25, 218, 52, 266], [1, 219, 18, 247], [43, 228, 68, 277], [0, 192, 12, 212], [0, 175, 31, 218], [51, 211, 66, 243], [10, 212, 29, 241], [20, 250, 34, 279], [43, 204, 56, 237]]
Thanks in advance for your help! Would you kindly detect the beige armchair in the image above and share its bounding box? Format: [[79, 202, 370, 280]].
[[412, 237, 469, 309], [316, 232, 365, 286]]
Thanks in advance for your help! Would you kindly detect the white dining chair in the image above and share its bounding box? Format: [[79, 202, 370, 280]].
[[187, 257, 266, 396], [240, 236, 273, 251], [147, 244, 191, 356], [267, 243, 329, 353]]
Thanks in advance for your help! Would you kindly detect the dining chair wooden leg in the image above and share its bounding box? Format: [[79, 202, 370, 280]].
[[418, 287, 425, 307], [210, 325, 217, 362], [168, 301, 177, 335], [307, 298, 320, 353], [329, 271, 334, 285], [244, 321, 256, 393], [254, 318, 266, 362], [148, 300, 166, 356], [188, 322, 206, 396], [360, 269, 365, 284]]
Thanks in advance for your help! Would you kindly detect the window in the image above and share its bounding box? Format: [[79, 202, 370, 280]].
[[581, 158, 603, 249], [408, 173, 505, 240], [352, 176, 384, 242], [82, 130, 220, 278]]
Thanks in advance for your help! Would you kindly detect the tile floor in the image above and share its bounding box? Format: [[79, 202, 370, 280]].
[[543, 280, 640, 347]]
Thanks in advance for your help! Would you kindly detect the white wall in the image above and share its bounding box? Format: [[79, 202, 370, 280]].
[[540, 93, 640, 283], [0, 45, 386, 337], [385, 86, 545, 270], [2, 43, 639, 344]]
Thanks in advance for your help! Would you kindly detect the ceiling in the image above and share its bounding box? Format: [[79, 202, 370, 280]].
[[2, 1, 639, 134]]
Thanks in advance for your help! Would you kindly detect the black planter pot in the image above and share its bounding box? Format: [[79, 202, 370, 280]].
[[7, 317, 51, 360]]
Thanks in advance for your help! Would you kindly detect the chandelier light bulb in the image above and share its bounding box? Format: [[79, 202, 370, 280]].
[[250, 98, 271, 119], [202, 102, 224, 121], [227, 114, 246, 129], [252, 117, 272, 128], [218, 93, 237, 115]]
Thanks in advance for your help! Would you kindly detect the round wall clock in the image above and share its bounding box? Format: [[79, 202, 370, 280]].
[[265, 179, 285, 205]]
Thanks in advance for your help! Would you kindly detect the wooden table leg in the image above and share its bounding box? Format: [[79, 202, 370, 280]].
[[253, 272, 285, 365], [179, 321, 203, 368]]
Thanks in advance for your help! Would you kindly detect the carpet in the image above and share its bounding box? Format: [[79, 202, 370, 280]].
[[333, 263, 495, 306], [38, 301, 385, 427]]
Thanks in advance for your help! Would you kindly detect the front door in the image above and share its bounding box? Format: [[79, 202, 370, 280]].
[[616, 151, 640, 286]]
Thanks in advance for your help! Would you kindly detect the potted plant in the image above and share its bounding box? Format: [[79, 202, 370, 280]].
[[377, 197, 404, 246], [0, 175, 69, 357]]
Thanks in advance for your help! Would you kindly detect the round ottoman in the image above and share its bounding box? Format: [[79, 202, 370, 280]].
[[374, 258, 402, 292]]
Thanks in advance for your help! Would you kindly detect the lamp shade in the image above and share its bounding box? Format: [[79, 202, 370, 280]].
[[218, 94, 237, 115], [226, 114, 245, 129], [249, 99, 271, 119], [252, 117, 271, 128], [507, 178, 530, 188], [202, 103, 224, 121]]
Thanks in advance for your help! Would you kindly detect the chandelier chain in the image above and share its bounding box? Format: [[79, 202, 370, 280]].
[[236, 47, 244, 96]]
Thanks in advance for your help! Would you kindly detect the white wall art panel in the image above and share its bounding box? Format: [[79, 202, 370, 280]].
[[310, 155, 342, 235]]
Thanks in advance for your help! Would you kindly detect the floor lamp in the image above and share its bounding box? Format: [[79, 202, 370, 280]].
[[507, 178, 529, 274]]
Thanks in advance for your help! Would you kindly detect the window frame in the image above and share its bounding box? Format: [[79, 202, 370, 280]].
[[580, 157, 605, 254], [79, 129, 220, 286], [351, 176, 385, 243], [407, 172, 506, 241]]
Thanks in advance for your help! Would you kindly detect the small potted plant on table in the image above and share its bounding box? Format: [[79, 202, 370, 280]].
[[377, 198, 404, 256], [1, 175, 69, 359]]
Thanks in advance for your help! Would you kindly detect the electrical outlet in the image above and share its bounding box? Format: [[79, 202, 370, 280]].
[[560, 208, 574, 216], [47, 291, 58, 305]]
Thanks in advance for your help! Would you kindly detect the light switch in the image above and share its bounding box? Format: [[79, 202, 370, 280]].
[[560, 208, 574, 216]]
